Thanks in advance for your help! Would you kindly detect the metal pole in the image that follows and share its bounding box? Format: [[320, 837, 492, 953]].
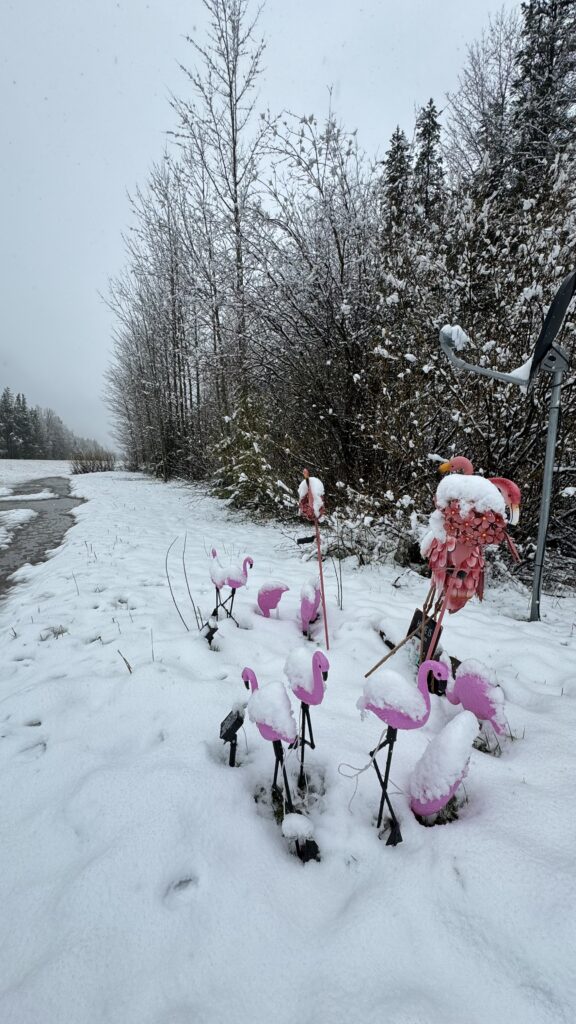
[[529, 370, 564, 621]]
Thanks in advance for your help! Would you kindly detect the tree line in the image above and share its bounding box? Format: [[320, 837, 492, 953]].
[[105, 0, 576, 557], [0, 387, 106, 461]]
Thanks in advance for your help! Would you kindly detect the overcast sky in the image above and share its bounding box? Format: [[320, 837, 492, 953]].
[[0, 0, 517, 448]]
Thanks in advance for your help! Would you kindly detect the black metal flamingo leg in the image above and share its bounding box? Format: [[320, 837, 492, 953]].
[[297, 703, 316, 789], [272, 740, 294, 813], [370, 727, 403, 846]]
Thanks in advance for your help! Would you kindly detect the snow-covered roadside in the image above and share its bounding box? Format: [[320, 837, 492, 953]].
[[0, 469, 575, 1024], [0, 458, 72, 492]]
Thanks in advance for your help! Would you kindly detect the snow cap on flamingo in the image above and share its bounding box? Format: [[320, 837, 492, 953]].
[[409, 710, 479, 817]]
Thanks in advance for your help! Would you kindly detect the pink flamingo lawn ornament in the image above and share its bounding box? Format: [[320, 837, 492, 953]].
[[420, 455, 521, 657], [210, 549, 253, 623], [242, 667, 298, 811], [409, 710, 479, 820], [284, 648, 330, 788], [446, 659, 507, 745], [300, 576, 321, 639], [257, 581, 289, 618], [357, 660, 450, 845], [298, 470, 329, 650]]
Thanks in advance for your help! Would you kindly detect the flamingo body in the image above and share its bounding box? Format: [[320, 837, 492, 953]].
[[242, 667, 297, 744], [357, 660, 449, 731], [257, 581, 289, 618], [300, 577, 321, 635], [210, 549, 253, 590], [285, 649, 329, 706], [446, 660, 507, 735]]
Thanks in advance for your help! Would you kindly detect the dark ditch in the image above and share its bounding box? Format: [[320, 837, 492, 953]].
[[0, 476, 85, 598]]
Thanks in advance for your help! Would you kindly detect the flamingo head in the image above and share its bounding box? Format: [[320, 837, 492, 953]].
[[241, 667, 258, 692], [439, 456, 474, 475], [489, 477, 521, 525], [420, 659, 451, 697], [312, 650, 330, 682]]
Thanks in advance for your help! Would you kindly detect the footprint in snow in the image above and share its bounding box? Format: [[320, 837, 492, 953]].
[[18, 739, 47, 760], [164, 874, 199, 904]]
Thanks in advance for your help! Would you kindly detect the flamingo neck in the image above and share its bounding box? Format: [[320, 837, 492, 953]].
[[416, 661, 435, 710], [242, 556, 252, 576], [244, 669, 258, 692]]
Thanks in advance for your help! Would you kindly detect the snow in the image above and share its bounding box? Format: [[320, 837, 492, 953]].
[[0, 489, 55, 501], [247, 680, 297, 740], [409, 710, 479, 803], [301, 574, 320, 603], [282, 813, 315, 841], [0, 463, 575, 1023], [0, 508, 38, 549], [509, 355, 533, 383], [259, 579, 289, 594], [284, 646, 316, 695], [0, 458, 71, 488], [298, 475, 324, 517], [441, 324, 470, 351], [357, 668, 428, 719], [435, 473, 506, 516]]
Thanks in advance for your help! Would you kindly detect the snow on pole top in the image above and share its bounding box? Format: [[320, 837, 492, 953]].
[[441, 324, 470, 351], [298, 469, 325, 520]]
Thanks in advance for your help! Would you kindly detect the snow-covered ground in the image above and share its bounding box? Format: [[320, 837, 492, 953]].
[[0, 462, 575, 1024], [0, 508, 38, 549]]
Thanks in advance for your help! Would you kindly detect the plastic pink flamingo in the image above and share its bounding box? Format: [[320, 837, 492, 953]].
[[409, 710, 479, 819], [242, 667, 297, 812], [357, 659, 450, 844], [446, 660, 507, 740], [257, 581, 289, 618], [210, 549, 253, 622], [284, 648, 330, 787], [300, 577, 321, 639]]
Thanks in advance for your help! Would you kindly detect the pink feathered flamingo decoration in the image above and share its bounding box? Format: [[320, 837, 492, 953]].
[[357, 659, 451, 844], [422, 456, 521, 615], [284, 648, 329, 787]]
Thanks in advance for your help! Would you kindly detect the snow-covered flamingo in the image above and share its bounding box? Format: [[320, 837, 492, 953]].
[[257, 581, 289, 618], [421, 456, 521, 615], [300, 576, 321, 639], [242, 667, 298, 812], [284, 648, 330, 787], [357, 659, 450, 844], [409, 710, 479, 819], [446, 659, 507, 743], [210, 549, 253, 621]]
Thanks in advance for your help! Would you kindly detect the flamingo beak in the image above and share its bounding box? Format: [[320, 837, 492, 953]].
[[322, 671, 329, 682], [509, 504, 520, 526], [439, 461, 451, 475]]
